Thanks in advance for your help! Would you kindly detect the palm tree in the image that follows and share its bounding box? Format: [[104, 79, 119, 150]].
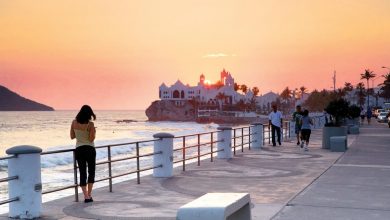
[[252, 87, 260, 96], [355, 82, 366, 107], [379, 73, 390, 101], [280, 87, 292, 112], [240, 84, 248, 94], [299, 86, 307, 99], [280, 87, 291, 102], [189, 97, 200, 117], [343, 82, 353, 93], [360, 69, 376, 107], [215, 92, 226, 110], [234, 83, 240, 91]]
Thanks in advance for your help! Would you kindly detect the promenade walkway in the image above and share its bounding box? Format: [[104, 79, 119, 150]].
[[3, 122, 389, 219], [274, 122, 390, 220]]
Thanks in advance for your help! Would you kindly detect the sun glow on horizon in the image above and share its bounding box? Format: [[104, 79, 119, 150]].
[[1, 0, 390, 109]]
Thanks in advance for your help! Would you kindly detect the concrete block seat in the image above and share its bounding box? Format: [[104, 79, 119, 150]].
[[177, 193, 251, 220], [330, 136, 347, 152]]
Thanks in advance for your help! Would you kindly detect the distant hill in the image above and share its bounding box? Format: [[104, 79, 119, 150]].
[[0, 85, 54, 111]]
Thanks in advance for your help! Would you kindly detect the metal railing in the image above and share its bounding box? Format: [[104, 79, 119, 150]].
[[39, 139, 162, 202], [263, 121, 291, 145], [173, 131, 224, 171], [232, 126, 254, 155], [1, 118, 313, 206], [0, 155, 19, 205]]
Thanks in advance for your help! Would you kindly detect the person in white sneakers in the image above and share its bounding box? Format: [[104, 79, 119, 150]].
[[268, 104, 283, 146], [300, 109, 313, 151]]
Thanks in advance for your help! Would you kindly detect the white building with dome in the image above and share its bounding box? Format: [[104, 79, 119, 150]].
[[159, 69, 250, 106]]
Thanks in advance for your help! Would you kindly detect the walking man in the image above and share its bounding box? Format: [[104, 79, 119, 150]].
[[269, 104, 283, 146], [366, 106, 372, 125], [360, 107, 366, 124], [292, 105, 303, 145]]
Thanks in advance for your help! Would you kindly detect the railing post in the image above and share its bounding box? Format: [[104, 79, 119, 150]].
[[152, 133, 174, 178], [217, 126, 232, 159], [250, 123, 263, 149], [108, 145, 113, 191], [73, 151, 79, 202], [288, 121, 291, 138], [284, 122, 288, 140], [233, 129, 236, 155], [241, 127, 244, 152], [289, 121, 296, 138], [268, 125, 271, 144], [182, 136, 186, 171], [136, 142, 140, 184], [6, 145, 42, 219], [248, 127, 251, 150], [210, 133, 214, 162], [197, 134, 200, 166], [284, 122, 287, 139]]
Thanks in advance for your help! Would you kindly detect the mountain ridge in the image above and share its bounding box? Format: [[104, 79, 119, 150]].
[[0, 85, 54, 111]]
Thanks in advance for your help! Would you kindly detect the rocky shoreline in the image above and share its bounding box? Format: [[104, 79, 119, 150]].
[[145, 100, 196, 121], [145, 100, 267, 124]]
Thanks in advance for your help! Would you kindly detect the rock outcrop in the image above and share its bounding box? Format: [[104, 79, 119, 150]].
[[0, 85, 54, 111], [145, 100, 196, 121]]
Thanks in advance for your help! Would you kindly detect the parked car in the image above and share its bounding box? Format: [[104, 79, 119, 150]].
[[374, 109, 385, 118], [377, 112, 389, 123]]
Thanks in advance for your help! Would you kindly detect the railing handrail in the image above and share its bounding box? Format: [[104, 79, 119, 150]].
[[41, 138, 159, 155], [0, 155, 16, 161], [174, 130, 221, 139]]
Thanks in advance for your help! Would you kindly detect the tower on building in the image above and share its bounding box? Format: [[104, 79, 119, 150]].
[[199, 74, 205, 85]]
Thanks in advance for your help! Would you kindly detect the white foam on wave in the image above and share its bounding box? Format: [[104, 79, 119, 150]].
[[40, 138, 146, 168], [13, 122, 218, 169]]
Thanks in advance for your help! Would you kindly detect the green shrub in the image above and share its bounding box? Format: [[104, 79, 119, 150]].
[[325, 98, 349, 126], [348, 105, 361, 119]]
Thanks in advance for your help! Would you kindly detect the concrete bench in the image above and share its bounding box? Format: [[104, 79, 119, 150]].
[[177, 193, 251, 220], [330, 136, 347, 152]]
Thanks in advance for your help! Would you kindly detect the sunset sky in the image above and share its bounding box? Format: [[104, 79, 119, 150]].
[[1, 0, 390, 110]]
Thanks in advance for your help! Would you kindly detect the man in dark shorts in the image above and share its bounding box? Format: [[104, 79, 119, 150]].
[[360, 107, 366, 124], [366, 106, 372, 125], [292, 105, 303, 145]]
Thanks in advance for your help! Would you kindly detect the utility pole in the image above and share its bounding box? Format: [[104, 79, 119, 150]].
[[332, 70, 336, 92]]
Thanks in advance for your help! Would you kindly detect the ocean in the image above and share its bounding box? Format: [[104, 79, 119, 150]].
[[0, 110, 221, 213]]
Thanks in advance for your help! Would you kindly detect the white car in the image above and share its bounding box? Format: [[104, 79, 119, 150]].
[[377, 112, 389, 123]]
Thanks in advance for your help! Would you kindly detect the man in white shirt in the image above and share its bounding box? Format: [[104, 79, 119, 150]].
[[269, 104, 283, 146]]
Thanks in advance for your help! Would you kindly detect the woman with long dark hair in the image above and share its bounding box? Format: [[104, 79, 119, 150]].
[[300, 109, 313, 151], [70, 105, 96, 203]]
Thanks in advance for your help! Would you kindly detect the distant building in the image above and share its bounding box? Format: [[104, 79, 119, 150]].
[[159, 69, 252, 106], [255, 91, 279, 106], [344, 87, 386, 108]]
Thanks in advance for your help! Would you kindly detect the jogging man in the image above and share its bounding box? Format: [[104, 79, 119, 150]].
[[292, 105, 303, 145]]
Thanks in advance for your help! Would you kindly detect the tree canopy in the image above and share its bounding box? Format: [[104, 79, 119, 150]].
[[379, 73, 390, 100]]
